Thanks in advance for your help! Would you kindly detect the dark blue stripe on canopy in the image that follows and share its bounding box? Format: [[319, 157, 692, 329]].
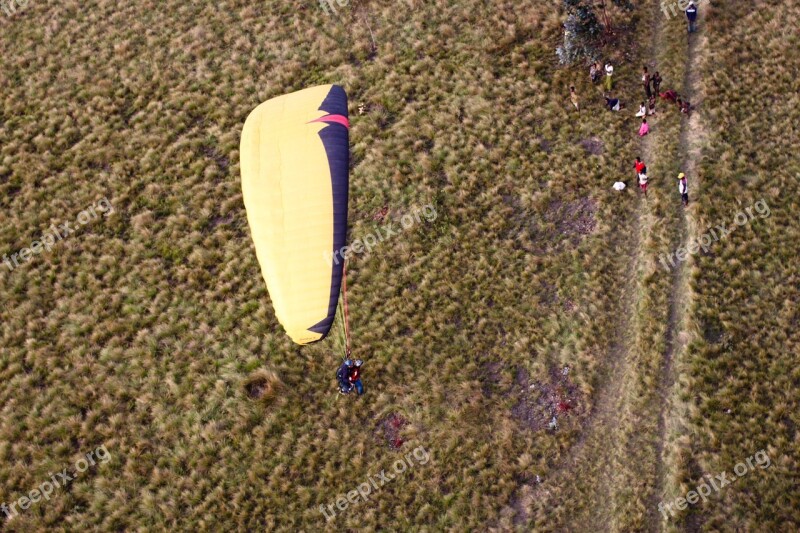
[[308, 85, 349, 338]]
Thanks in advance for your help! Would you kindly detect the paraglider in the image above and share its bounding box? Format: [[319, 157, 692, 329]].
[[240, 84, 350, 345], [241, 85, 364, 395], [337, 358, 354, 394]]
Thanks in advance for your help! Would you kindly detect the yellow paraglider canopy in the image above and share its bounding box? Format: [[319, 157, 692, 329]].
[[240, 85, 349, 345]]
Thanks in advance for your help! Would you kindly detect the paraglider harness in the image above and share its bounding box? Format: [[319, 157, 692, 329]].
[[336, 260, 364, 395], [337, 355, 364, 395]]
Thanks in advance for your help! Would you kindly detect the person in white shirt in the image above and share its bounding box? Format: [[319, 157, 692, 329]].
[[677, 172, 689, 206], [638, 172, 649, 197]]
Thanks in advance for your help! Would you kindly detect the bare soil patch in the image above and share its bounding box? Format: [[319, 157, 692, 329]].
[[579, 136, 604, 155], [377, 413, 407, 449], [511, 366, 582, 432]]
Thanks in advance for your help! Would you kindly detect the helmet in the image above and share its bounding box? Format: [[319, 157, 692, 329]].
[[678, 172, 685, 179], [354, 359, 363, 367], [345, 359, 354, 367]]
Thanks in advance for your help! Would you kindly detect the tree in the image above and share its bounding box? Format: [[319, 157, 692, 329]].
[[596, 0, 634, 35], [556, 0, 603, 65]]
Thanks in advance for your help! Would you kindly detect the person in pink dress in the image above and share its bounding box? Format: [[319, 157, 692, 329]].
[[638, 118, 650, 136]]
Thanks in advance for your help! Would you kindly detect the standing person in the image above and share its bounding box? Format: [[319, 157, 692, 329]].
[[638, 171, 649, 197], [648, 95, 657, 115], [590, 62, 602, 83], [638, 117, 650, 136], [604, 64, 614, 92], [686, 1, 698, 33], [337, 358, 354, 394], [642, 66, 652, 98], [652, 71, 663, 94], [634, 157, 646, 182], [677, 172, 689, 206], [570, 85, 580, 112], [348, 359, 364, 395]]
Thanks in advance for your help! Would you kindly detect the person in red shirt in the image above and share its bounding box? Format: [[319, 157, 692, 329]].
[[633, 157, 647, 183], [349, 360, 364, 395], [660, 90, 678, 103]]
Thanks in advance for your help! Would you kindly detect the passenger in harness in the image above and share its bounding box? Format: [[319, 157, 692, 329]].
[[348, 359, 364, 395]]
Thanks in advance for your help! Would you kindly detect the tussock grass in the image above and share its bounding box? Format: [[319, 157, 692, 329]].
[[243, 369, 284, 405], [661, 1, 800, 530], [0, 0, 794, 530]]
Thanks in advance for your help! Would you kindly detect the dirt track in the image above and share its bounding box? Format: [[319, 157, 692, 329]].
[[651, 5, 709, 532]]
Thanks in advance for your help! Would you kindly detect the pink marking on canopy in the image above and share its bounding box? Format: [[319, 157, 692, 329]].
[[308, 114, 350, 129]]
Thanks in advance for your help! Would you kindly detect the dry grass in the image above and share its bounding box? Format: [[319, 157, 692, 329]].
[[0, 0, 795, 531], [661, 1, 800, 530]]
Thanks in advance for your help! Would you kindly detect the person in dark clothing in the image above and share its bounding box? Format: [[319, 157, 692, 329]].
[[590, 61, 602, 83], [652, 71, 662, 94], [686, 2, 698, 33], [348, 359, 364, 395], [677, 172, 689, 206], [604, 96, 623, 111], [337, 359, 354, 394], [642, 66, 652, 98]]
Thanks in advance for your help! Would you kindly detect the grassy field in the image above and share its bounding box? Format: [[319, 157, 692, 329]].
[[0, 0, 796, 531], [661, 0, 800, 530]]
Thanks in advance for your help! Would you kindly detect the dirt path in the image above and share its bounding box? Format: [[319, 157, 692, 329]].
[[517, 5, 711, 531], [650, 8, 709, 532], [519, 198, 642, 531], [569, 1, 679, 526], [520, 8, 663, 530]]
